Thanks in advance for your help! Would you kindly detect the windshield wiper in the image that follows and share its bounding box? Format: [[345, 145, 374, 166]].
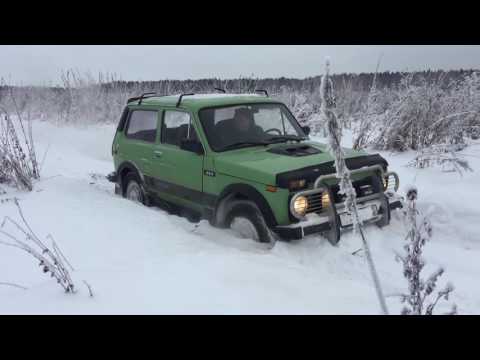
[[221, 141, 270, 151], [266, 135, 307, 143]]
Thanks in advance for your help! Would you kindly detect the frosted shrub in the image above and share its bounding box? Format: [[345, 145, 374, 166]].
[[0, 108, 39, 191], [396, 186, 457, 315], [356, 72, 480, 152], [0, 198, 75, 293], [407, 144, 473, 175]]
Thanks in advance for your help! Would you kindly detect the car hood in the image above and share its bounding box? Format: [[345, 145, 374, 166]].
[[213, 140, 369, 186]]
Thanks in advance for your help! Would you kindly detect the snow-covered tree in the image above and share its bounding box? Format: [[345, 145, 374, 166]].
[[321, 58, 389, 315], [2, 69, 478, 151], [357, 71, 480, 152], [353, 55, 385, 150]]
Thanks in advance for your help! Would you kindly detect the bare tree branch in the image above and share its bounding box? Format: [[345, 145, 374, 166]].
[[83, 280, 94, 298], [0, 282, 28, 290]]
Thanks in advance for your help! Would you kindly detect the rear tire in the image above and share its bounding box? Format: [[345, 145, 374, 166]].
[[225, 200, 274, 244], [123, 173, 151, 206]]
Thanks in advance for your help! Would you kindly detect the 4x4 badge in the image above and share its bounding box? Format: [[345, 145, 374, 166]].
[[204, 170, 216, 177]]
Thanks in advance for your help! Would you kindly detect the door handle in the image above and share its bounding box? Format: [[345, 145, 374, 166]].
[[153, 150, 163, 158]]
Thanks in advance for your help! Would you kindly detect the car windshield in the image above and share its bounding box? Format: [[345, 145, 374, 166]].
[[198, 103, 307, 152]]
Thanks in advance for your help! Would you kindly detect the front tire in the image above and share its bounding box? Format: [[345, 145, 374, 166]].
[[225, 200, 274, 244], [325, 201, 341, 246], [375, 193, 391, 228]]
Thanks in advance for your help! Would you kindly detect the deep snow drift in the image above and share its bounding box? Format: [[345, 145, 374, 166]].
[[1, 121, 479, 314]]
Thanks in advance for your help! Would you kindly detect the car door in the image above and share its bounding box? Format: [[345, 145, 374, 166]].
[[149, 109, 204, 208], [118, 108, 160, 179]]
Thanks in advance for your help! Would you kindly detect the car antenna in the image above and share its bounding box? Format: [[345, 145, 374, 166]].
[[254, 89, 269, 97], [176, 93, 195, 107], [214, 87, 226, 93]]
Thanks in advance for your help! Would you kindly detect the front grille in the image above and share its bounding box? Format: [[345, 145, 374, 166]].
[[305, 192, 324, 214], [330, 176, 380, 204]]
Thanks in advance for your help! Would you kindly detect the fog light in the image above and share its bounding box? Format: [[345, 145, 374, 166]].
[[321, 192, 331, 208], [293, 196, 308, 217]]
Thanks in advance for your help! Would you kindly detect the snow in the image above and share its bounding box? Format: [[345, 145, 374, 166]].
[[1, 122, 480, 314]]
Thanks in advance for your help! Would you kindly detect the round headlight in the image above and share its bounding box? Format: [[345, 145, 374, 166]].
[[321, 192, 331, 208], [292, 195, 309, 217]]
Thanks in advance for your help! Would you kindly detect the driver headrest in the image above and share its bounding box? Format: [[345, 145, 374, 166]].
[[234, 107, 253, 120]]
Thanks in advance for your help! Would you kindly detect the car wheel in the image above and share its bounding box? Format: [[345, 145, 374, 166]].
[[325, 202, 341, 246], [320, 187, 341, 246], [123, 173, 149, 206], [375, 193, 391, 228], [225, 200, 274, 244]]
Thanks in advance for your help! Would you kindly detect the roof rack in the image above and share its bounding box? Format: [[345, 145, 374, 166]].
[[214, 87, 226, 93], [127, 92, 157, 105], [176, 93, 195, 107], [254, 89, 269, 97]]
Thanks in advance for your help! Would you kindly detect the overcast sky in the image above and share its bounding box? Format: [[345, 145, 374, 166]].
[[1, 45, 479, 85]]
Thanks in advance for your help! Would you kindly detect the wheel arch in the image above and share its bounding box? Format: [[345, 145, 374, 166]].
[[214, 183, 278, 228], [117, 161, 145, 195]]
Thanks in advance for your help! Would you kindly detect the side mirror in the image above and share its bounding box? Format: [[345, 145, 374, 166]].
[[180, 138, 204, 155], [302, 126, 311, 136]]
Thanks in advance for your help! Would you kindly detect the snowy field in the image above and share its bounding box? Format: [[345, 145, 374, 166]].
[[1, 121, 479, 314]]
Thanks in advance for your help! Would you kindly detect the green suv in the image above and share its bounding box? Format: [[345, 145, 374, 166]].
[[108, 92, 402, 244]]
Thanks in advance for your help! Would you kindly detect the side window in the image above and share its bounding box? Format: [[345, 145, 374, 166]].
[[162, 110, 198, 146], [125, 110, 158, 142], [117, 106, 130, 132]]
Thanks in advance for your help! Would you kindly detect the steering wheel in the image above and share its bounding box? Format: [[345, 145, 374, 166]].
[[265, 128, 282, 135]]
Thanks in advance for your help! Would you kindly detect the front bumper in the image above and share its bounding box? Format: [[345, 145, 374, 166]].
[[274, 195, 402, 241], [107, 171, 122, 195], [274, 214, 331, 240], [384, 187, 403, 211], [274, 166, 403, 241], [107, 171, 118, 183]]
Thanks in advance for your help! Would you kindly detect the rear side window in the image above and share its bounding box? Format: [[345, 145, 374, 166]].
[[117, 106, 130, 132], [125, 110, 158, 142], [162, 110, 198, 146]]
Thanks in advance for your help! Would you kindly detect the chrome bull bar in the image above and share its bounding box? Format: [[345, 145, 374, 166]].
[[286, 164, 401, 243], [290, 164, 400, 220], [313, 164, 394, 189]]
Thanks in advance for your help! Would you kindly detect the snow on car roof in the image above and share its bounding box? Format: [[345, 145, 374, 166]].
[[175, 93, 262, 99], [139, 93, 278, 109]]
